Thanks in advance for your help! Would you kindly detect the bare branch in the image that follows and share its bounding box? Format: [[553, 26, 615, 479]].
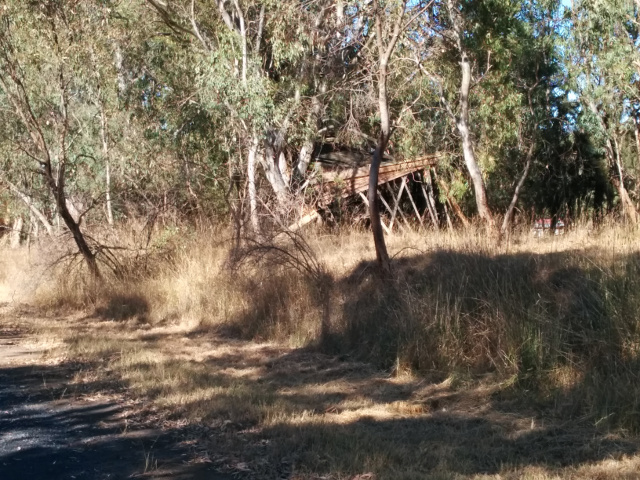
[[190, 0, 212, 51], [216, 0, 239, 34], [0, 177, 54, 235], [146, 0, 195, 38]]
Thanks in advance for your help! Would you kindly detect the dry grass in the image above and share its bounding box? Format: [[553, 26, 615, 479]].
[[2, 224, 640, 479]]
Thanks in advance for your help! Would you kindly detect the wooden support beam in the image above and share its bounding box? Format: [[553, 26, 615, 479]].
[[288, 209, 320, 231], [387, 180, 411, 231], [421, 183, 436, 227], [421, 170, 439, 230], [443, 201, 454, 231], [396, 182, 413, 230], [359, 191, 391, 235], [377, 188, 394, 217], [387, 182, 401, 231], [318, 155, 440, 202], [405, 176, 424, 228], [377, 188, 402, 232], [287, 155, 442, 234]]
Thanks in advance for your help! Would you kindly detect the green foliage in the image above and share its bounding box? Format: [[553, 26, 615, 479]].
[[0, 0, 637, 230]]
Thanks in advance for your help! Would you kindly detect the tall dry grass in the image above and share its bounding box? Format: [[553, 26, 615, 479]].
[[4, 222, 640, 431]]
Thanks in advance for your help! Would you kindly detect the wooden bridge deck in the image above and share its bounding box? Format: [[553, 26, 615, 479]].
[[290, 154, 440, 230], [318, 154, 440, 200]]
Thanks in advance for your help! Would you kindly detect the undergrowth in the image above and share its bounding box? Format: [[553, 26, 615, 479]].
[[5, 223, 640, 432]]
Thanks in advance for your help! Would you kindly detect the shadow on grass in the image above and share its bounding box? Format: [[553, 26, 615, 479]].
[[41, 247, 640, 478], [207, 247, 640, 476], [329, 250, 640, 428], [129, 341, 640, 479]]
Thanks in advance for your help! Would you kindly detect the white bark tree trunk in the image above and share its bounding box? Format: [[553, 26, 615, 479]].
[[447, 0, 495, 231], [501, 143, 534, 237], [258, 146, 290, 207], [10, 216, 23, 249], [233, 0, 247, 84], [100, 106, 114, 226], [2, 179, 54, 236], [247, 137, 260, 235], [588, 101, 638, 224], [367, 4, 406, 274], [612, 135, 638, 224], [296, 141, 314, 178]]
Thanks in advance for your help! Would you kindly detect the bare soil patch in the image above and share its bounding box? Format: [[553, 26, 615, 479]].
[[0, 307, 231, 480]]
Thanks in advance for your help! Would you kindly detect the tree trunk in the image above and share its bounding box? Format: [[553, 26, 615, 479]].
[[588, 100, 638, 224], [278, 151, 291, 186], [612, 136, 638, 224], [10, 216, 22, 249], [367, 4, 406, 274], [369, 144, 391, 272], [114, 44, 126, 99], [296, 141, 314, 179], [233, 0, 247, 84], [443, 201, 454, 231], [255, 5, 265, 53], [44, 163, 100, 280], [456, 55, 494, 229], [447, 0, 495, 231], [611, 177, 637, 224], [296, 87, 324, 180], [500, 142, 534, 238], [227, 158, 243, 254], [247, 137, 260, 235], [58, 192, 100, 279], [422, 170, 439, 230], [26, 213, 32, 250], [258, 145, 290, 208], [336, 0, 345, 23], [368, 100, 390, 270], [100, 106, 114, 226]]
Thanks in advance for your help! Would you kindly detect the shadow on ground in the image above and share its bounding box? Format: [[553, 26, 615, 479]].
[[208, 247, 640, 477], [161, 346, 640, 478], [0, 361, 231, 480], [32, 246, 640, 478]]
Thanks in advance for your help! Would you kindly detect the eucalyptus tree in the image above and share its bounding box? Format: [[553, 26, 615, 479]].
[[564, 0, 639, 224], [143, 0, 350, 235], [444, 0, 495, 230], [405, 0, 561, 233], [362, 0, 437, 271], [468, 0, 562, 237], [0, 1, 105, 278]]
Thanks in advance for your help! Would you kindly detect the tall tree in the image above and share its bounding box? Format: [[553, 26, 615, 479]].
[[365, 0, 409, 273], [0, 2, 101, 278], [445, 0, 495, 231]]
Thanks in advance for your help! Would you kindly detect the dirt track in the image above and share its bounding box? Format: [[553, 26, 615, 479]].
[[3, 301, 640, 479], [0, 318, 231, 480]]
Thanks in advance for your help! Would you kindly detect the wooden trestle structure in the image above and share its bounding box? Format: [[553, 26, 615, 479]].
[[290, 154, 441, 232]]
